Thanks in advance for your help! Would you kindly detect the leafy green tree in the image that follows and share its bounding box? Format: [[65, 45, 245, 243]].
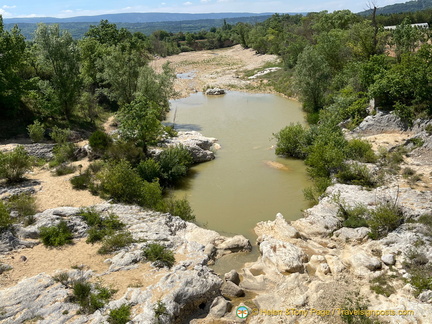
[[393, 19, 425, 61], [294, 46, 331, 114], [0, 19, 27, 118], [33, 24, 82, 120], [116, 97, 164, 151]]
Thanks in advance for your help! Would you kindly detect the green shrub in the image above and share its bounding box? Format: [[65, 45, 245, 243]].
[[402, 167, 416, 178], [106, 140, 144, 166], [0, 201, 13, 232], [137, 159, 161, 182], [143, 243, 175, 268], [425, 124, 432, 135], [79, 208, 124, 244], [98, 160, 163, 207], [0, 146, 33, 183], [164, 125, 178, 137], [157, 198, 195, 222], [49, 143, 77, 167], [157, 145, 193, 186], [368, 203, 404, 239], [54, 164, 76, 176], [89, 130, 112, 155], [274, 123, 310, 159], [7, 193, 37, 218], [154, 300, 168, 322], [27, 120, 45, 143], [346, 139, 377, 163], [70, 170, 92, 190], [98, 231, 134, 254], [370, 274, 396, 297], [108, 304, 131, 324], [336, 163, 377, 188], [50, 126, 71, 144], [72, 281, 114, 314], [39, 221, 73, 247], [338, 204, 369, 228], [79, 207, 103, 227]]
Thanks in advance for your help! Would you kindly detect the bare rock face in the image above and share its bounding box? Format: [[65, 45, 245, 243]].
[[259, 237, 308, 274], [208, 296, 232, 318], [353, 111, 408, 135], [221, 280, 245, 298], [224, 269, 240, 285], [255, 213, 300, 241]]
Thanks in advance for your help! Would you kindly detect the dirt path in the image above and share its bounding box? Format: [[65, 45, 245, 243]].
[[151, 44, 280, 98]]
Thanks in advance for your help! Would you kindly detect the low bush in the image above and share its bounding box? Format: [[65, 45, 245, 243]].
[[27, 120, 45, 143], [72, 280, 114, 314], [154, 300, 168, 322], [370, 274, 396, 297], [0, 146, 33, 183], [49, 143, 77, 168], [137, 159, 161, 183], [79, 208, 124, 244], [346, 139, 377, 163], [108, 304, 131, 324], [0, 201, 13, 232], [98, 231, 134, 254], [39, 221, 73, 247], [98, 160, 163, 207], [106, 140, 144, 167], [143, 243, 175, 268], [6, 193, 37, 218], [336, 163, 377, 188], [337, 203, 369, 228], [54, 164, 77, 176], [157, 145, 193, 186], [89, 130, 112, 155], [157, 197, 195, 222], [402, 167, 416, 178], [403, 250, 432, 296], [273, 123, 311, 159], [368, 203, 404, 240], [70, 169, 92, 190], [50, 126, 71, 144]]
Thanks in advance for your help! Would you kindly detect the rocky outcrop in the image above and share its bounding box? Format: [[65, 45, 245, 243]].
[[353, 111, 408, 135], [248, 67, 281, 79], [205, 88, 225, 95], [161, 131, 219, 163]]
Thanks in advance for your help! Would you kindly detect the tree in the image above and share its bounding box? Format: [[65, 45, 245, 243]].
[[33, 24, 82, 120], [294, 46, 331, 114], [393, 18, 424, 61], [0, 18, 27, 118], [116, 97, 164, 152]]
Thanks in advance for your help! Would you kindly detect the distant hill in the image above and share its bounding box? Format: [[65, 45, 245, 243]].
[[3, 15, 275, 40], [3, 12, 279, 24], [359, 0, 432, 15]]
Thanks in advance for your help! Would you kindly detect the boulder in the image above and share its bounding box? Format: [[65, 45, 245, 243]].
[[259, 238, 308, 274], [205, 88, 225, 95], [209, 296, 232, 318], [224, 270, 240, 285], [221, 281, 245, 298], [349, 252, 382, 272], [353, 111, 408, 135], [255, 213, 300, 241], [213, 235, 252, 258], [333, 227, 370, 243], [381, 254, 396, 266]]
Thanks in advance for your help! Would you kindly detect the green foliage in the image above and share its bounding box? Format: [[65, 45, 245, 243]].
[[340, 295, 376, 324], [274, 123, 310, 159], [6, 193, 37, 218], [54, 164, 77, 176], [403, 249, 432, 296], [137, 159, 161, 182], [98, 231, 134, 254], [105, 140, 145, 166], [368, 203, 404, 240], [27, 121, 45, 143], [346, 139, 377, 163], [50, 143, 77, 167], [370, 274, 396, 297], [143, 243, 175, 268], [108, 304, 131, 324], [157, 145, 193, 186], [39, 221, 73, 247], [98, 159, 163, 207], [72, 280, 114, 314], [79, 207, 124, 244], [89, 130, 112, 155], [0, 201, 13, 232], [336, 163, 377, 188], [70, 169, 92, 190], [154, 300, 168, 322], [337, 203, 369, 228], [157, 197, 195, 222], [402, 167, 416, 178], [0, 146, 33, 183], [50, 126, 71, 144]]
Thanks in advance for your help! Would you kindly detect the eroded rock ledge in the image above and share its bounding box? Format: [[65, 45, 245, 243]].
[[0, 204, 251, 323]]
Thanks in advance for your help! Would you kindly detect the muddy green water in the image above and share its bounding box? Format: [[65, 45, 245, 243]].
[[167, 91, 310, 271]]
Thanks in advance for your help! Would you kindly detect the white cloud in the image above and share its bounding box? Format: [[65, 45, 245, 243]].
[[3, 5, 16, 9], [0, 8, 12, 17], [183, 1, 193, 5], [200, 0, 211, 2], [62, 10, 74, 13]]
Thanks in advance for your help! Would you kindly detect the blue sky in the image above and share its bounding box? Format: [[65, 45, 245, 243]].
[[1, 0, 408, 18]]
